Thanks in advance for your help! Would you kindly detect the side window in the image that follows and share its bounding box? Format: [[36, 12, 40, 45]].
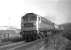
[[39, 17, 40, 21]]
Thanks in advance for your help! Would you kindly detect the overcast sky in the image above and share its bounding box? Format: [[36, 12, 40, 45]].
[[0, 0, 71, 28]]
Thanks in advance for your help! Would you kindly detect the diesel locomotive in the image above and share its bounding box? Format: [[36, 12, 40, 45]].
[[20, 13, 63, 42]]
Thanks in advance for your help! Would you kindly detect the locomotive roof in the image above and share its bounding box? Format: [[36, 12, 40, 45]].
[[22, 13, 37, 19]]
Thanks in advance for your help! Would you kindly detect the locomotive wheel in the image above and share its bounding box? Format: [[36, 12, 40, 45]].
[[38, 31, 48, 39], [20, 31, 40, 42], [24, 32, 36, 42], [25, 33, 32, 42]]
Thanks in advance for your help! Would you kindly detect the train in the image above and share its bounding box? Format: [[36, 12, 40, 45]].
[[20, 13, 64, 42]]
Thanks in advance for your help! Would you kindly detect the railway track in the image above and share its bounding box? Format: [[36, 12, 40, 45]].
[[0, 39, 44, 50], [7, 39, 43, 50], [0, 41, 25, 48], [0, 41, 12, 46]]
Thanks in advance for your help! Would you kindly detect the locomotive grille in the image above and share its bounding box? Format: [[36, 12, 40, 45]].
[[24, 23, 34, 27]]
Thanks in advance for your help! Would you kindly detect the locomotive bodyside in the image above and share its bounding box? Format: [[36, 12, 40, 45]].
[[37, 16, 55, 31]]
